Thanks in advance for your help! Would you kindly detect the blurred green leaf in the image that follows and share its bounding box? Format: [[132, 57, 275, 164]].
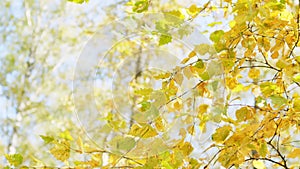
[[40, 135, 55, 144], [159, 34, 172, 46], [68, 0, 89, 4], [109, 136, 136, 153], [270, 95, 287, 108], [210, 30, 225, 43], [5, 154, 23, 167], [133, 0, 149, 13]]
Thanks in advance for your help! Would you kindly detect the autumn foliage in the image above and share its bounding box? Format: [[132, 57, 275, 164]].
[[2, 0, 300, 169]]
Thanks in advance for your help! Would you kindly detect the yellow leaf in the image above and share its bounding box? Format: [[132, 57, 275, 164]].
[[296, 56, 300, 63], [175, 140, 194, 155], [129, 123, 158, 138], [155, 116, 166, 132], [198, 104, 209, 115], [179, 128, 186, 137], [76, 136, 84, 154], [207, 21, 222, 27], [59, 130, 73, 141], [134, 88, 153, 96], [293, 99, 300, 112], [174, 98, 183, 110], [91, 153, 103, 167], [187, 125, 195, 135], [286, 33, 295, 48], [276, 60, 287, 69], [181, 57, 190, 64], [181, 51, 196, 64], [226, 77, 238, 89], [293, 74, 300, 83], [188, 4, 199, 13], [197, 81, 209, 97], [271, 42, 284, 53], [253, 160, 266, 169], [257, 37, 270, 51], [174, 72, 183, 85], [189, 50, 197, 58], [50, 140, 70, 162], [248, 68, 260, 79], [287, 148, 300, 158], [187, 4, 201, 17], [168, 79, 178, 95], [235, 107, 253, 122], [279, 10, 293, 21], [271, 51, 279, 59], [229, 20, 236, 28], [212, 125, 231, 143], [263, 121, 277, 138], [153, 72, 171, 80], [183, 66, 193, 79]]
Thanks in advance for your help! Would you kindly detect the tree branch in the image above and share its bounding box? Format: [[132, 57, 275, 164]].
[[267, 141, 288, 169], [245, 157, 287, 168]]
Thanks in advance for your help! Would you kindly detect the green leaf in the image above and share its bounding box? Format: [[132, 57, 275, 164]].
[[266, 1, 285, 10], [67, 0, 88, 4], [293, 99, 300, 111], [109, 136, 136, 153], [159, 34, 172, 46], [5, 154, 23, 167], [133, 104, 159, 122], [194, 59, 204, 69], [199, 71, 210, 81], [194, 44, 211, 55], [150, 90, 167, 107], [260, 82, 277, 97], [134, 88, 153, 96], [207, 60, 223, 77], [140, 101, 151, 111], [270, 95, 287, 108], [40, 135, 54, 144], [164, 10, 184, 19], [133, 0, 149, 13], [210, 30, 225, 43], [207, 21, 222, 27], [155, 21, 169, 34], [164, 10, 185, 26], [253, 160, 266, 169], [59, 130, 73, 141], [161, 161, 173, 169], [295, 56, 300, 63], [293, 74, 300, 83], [259, 141, 268, 157]]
